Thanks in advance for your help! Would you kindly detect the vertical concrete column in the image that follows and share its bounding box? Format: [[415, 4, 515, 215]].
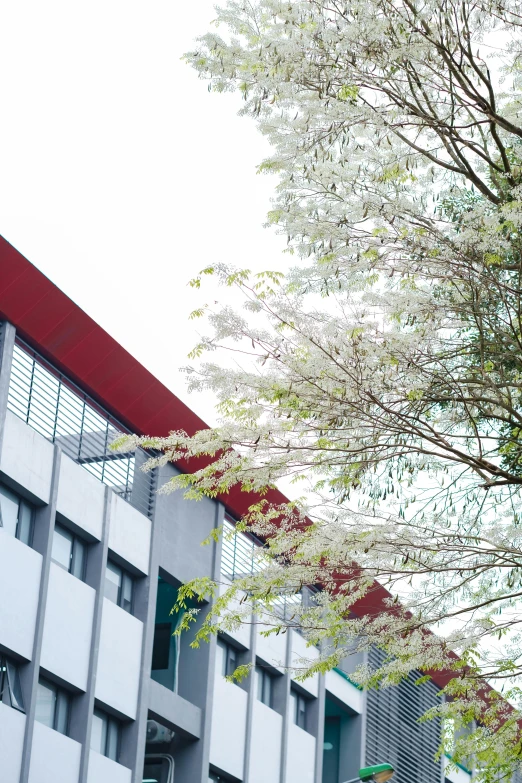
[[278, 632, 293, 783], [77, 485, 112, 783], [19, 446, 62, 783], [0, 321, 15, 451], [242, 609, 258, 783], [193, 500, 225, 783], [127, 473, 161, 783], [313, 674, 326, 782]]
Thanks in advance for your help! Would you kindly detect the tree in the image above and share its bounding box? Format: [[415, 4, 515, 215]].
[[119, 1, 522, 777]]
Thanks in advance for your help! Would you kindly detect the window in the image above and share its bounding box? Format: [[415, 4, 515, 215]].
[[105, 561, 134, 613], [0, 484, 33, 546], [291, 689, 308, 730], [0, 655, 25, 712], [217, 638, 238, 678], [51, 523, 86, 579], [91, 708, 121, 762], [35, 678, 70, 735], [256, 666, 274, 708], [151, 623, 172, 671]]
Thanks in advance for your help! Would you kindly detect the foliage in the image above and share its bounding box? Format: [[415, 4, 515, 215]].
[[118, 2, 522, 777]]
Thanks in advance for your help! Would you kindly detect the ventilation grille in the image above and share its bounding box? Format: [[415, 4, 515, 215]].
[[366, 648, 442, 783]]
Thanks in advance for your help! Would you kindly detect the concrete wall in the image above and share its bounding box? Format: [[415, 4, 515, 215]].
[[249, 700, 283, 783], [325, 671, 364, 714], [0, 703, 25, 782], [108, 494, 151, 575], [40, 564, 95, 690], [56, 455, 104, 540], [95, 598, 143, 718], [290, 631, 319, 698], [28, 722, 81, 783], [86, 751, 132, 783], [1, 411, 54, 503], [210, 667, 248, 780], [0, 530, 41, 659], [286, 723, 316, 783]]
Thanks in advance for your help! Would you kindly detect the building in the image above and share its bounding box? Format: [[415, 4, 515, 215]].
[[0, 236, 467, 783]]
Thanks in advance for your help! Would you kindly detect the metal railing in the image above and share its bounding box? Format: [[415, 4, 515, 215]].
[[221, 517, 307, 622], [6, 338, 156, 518]]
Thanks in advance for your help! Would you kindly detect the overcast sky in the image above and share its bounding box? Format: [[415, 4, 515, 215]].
[[0, 1, 286, 425]]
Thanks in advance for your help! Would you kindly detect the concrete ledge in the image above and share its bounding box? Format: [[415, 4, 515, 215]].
[[148, 678, 202, 740]]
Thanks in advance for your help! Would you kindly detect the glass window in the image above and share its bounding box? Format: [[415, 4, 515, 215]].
[[35, 678, 70, 735], [105, 561, 134, 613], [0, 484, 34, 545], [152, 623, 172, 670], [256, 666, 273, 708], [291, 689, 308, 730], [0, 655, 25, 713], [217, 639, 238, 678], [91, 708, 121, 761], [51, 523, 86, 580]]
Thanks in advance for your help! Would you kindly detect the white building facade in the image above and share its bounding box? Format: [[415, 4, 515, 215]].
[[0, 238, 464, 783]]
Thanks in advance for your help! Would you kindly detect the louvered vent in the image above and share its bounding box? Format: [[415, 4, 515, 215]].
[[366, 647, 442, 783]]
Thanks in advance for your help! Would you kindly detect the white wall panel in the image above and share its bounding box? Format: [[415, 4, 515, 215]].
[[286, 723, 316, 783], [28, 721, 81, 783], [290, 630, 319, 697], [217, 583, 251, 649], [325, 670, 364, 714], [108, 493, 151, 574], [87, 750, 132, 783], [249, 701, 282, 783], [256, 615, 287, 671], [210, 669, 248, 780], [95, 598, 143, 719], [0, 530, 41, 659], [40, 564, 95, 690], [1, 411, 53, 503], [57, 454, 104, 539], [0, 703, 25, 783]]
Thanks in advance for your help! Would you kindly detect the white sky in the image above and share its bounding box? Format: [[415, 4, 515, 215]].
[[0, 1, 286, 426]]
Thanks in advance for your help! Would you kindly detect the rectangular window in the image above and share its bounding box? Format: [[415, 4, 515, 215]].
[[291, 689, 308, 730], [151, 623, 172, 670], [91, 708, 121, 761], [105, 561, 134, 613], [0, 655, 25, 712], [0, 484, 34, 546], [51, 523, 86, 579], [217, 639, 238, 678], [256, 666, 274, 708], [35, 678, 70, 735]]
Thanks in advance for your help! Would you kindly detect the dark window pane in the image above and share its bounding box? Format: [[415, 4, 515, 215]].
[[225, 645, 237, 677], [35, 681, 55, 727], [52, 525, 73, 571], [91, 710, 107, 754], [217, 640, 227, 677], [256, 667, 263, 701], [6, 660, 25, 712], [105, 562, 121, 604], [17, 502, 33, 545], [121, 572, 133, 613], [0, 485, 19, 537], [71, 538, 86, 580], [264, 672, 273, 707], [152, 623, 172, 670], [106, 718, 119, 761], [55, 689, 70, 735]]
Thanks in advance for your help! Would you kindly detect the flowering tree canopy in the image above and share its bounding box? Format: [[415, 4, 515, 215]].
[[119, 2, 522, 776]]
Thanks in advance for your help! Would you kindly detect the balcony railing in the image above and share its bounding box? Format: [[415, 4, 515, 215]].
[[6, 338, 156, 518], [221, 517, 307, 622]]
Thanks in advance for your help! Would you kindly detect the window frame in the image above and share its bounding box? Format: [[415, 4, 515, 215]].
[[35, 677, 71, 735], [105, 560, 134, 613], [0, 483, 34, 546], [256, 665, 274, 708], [51, 522, 87, 580], [91, 708, 121, 762], [291, 688, 308, 730], [0, 654, 25, 713], [217, 638, 239, 679]]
